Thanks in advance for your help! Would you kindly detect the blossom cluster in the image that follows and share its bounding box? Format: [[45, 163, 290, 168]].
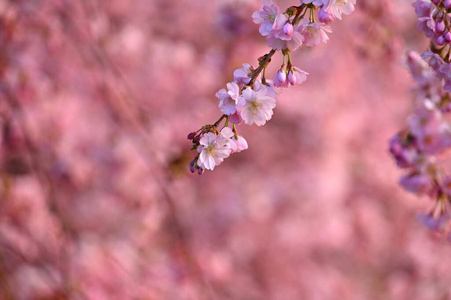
[[188, 0, 356, 173], [415, 0, 451, 91], [390, 0, 451, 237]]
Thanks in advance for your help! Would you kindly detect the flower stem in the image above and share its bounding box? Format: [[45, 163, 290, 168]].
[[247, 49, 276, 88], [213, 114, 227, 127]]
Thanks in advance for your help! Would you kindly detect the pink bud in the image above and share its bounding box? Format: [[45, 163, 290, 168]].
[[445, 31, 451, 42], [228, 112, 242, 124], [436, 21, 446, 33], [283, 23, 294, 36], [445, 0, 451, 9], [318, 7, 334, 24], [288, 70, 296, 85], [276, 70, 287, 83], [437, 35, 446, 46], [193, 134, 201, 144], [400, 173, 433, 195], [187, 132, 196, 140], [433, 0, 441, 5], [189, 160, 197, 173]]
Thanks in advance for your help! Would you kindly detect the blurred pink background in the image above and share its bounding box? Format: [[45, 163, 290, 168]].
[[1, 0, 451, 299]]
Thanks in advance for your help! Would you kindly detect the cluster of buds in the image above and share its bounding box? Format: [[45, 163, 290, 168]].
[[188, 0, 356, 174]]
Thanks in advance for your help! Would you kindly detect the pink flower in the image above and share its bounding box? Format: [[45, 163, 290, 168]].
[[318, 7, 335, 24], [253, 80, 280, 98], [408, 104, 451, 155], [216, 82, 240, 115], [413, 0, 433, 18], [197, 133, 232, 170], [417, 213, 450, 230], [406, 51, 433, 85], [237, 87, 276, 126], [228, 112, 243, 124], [220, 127, 248, 153], [252, 0, 280, 36], [301, 0, 327, 5], [413, 0, 435, 37], [389, 134, 419, 169], [299, 20, 331, 47], [233, 63, 253, 85], [422, 51, 446, 79], [324, 0, 356, 20], [274, 69, 288, 88], [265, 14, 304, 51], [288, 67, 308, 85], [399, 173, 433, 195]]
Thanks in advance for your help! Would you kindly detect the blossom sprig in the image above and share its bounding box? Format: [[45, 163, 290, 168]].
[[390, 0, 451, 237], [390, 51, 451, 236], [187, 0, 356, 174]]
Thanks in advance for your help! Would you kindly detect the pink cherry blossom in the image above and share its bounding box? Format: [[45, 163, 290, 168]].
[[266, 14, 304, 51], [288, 67, 308, 85], [237, 87, 276, 126], [252, 0, 280, 36], [233, 63, 253, 85], [399, 173, 434, 195], [274, 70, 289, 88], [216, 82, 240, 115], [301, 0, 327, 5], [253, 80, 280, 99], [299, 20, 332, 47], [324, 0, 356, 20], [318, 7, 335, 24], [220, 127, 248, 153], [197, 133, 232, 170]]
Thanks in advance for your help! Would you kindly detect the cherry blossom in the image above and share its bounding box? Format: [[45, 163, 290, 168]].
[[252, 0, 280, 36], [216, 82, 241, 115], [197, 133, 232, 170], [233, 63, 253, 85], [266, 14, 304, 51], [220, 127, 249, 153], [237, 87, 276, 126], [324, 0, 356, 20], [299, 20, 332, 47], [188, 0, 356, 172]]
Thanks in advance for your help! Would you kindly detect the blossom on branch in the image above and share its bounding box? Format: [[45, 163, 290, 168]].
[[188, 0, 356, 173]]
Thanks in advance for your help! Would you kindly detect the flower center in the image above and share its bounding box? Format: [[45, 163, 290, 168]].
[[206, 145, 215, 156], [249, 101, 262, 114]]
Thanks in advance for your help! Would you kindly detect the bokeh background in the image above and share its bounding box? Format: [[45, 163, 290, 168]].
[[1, 0, 451, 299]]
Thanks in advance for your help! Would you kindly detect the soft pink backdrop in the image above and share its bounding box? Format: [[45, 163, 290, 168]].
[[0, 0, 450, 299]]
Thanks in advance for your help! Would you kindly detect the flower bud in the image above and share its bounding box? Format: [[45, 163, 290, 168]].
[[445, 0, 451, 9], [432, 0, 441, 5], [400, 173, 433, 195], [198, 167, 204, 175], [437, 35, 446, 46], [187, 132, 197, 140], [193, 134, 201, 144], [276, 69, 287, 83], [436, 21, 446, 33], [283, 22, 294, 36], [288, 70, 296, 85], [318, 7, 334, 24], [189, 160, 197, 173], [445, 31, 451, 42], [274, 69, 288, 88]]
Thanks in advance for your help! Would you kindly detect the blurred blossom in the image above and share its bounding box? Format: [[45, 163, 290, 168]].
[[1, 0, 451, 299]]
